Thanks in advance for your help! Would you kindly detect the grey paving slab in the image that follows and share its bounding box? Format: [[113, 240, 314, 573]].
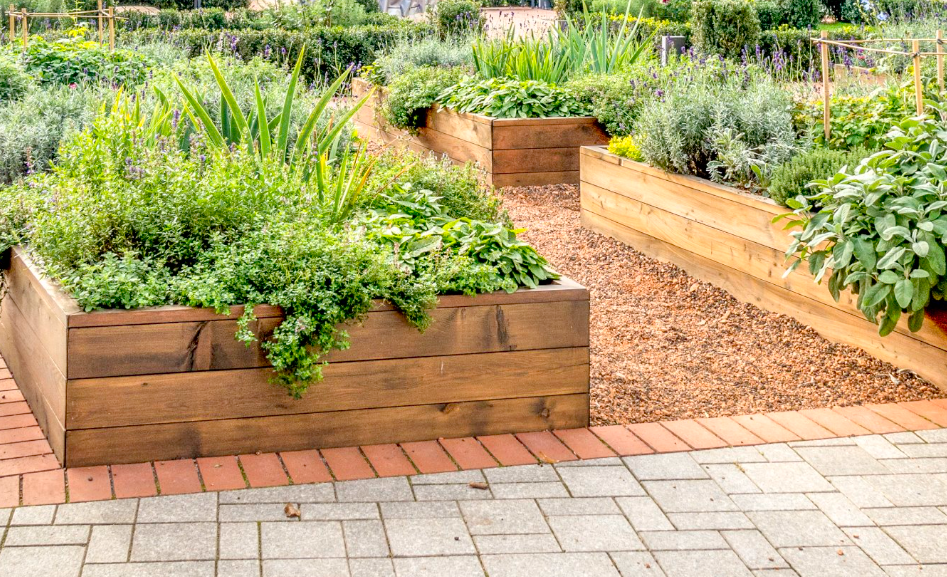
[[54, 500, 138, 525], [137, 493, 217, 523], [805, 492, 874, 527], [391, 556, 485, 577], [260, 521, 346, 559], [730, 494, 816, 511], [538, 497, 621, 516], [336, 478, 413, 503], [915, 430, 947, 443], [217, 560, 261, 577], [301, 503, 379, 521], [0, 545, 85, 577], [557, 457, 625, 467], [262, 559, 350, 577], [616, 496, 675, 531], [489, 482, 569, 499], [3, 524, 90, 546], [558, 466, 646, 497], [83, 561, 215, 577], [473, 533, 561, 554], [854, 436, 907, 460], [884, 432, 925, 445], [384, 517, 475, 556], [701, 464, 761, 494], [740, 463, 835, 493], [638, 530, 729, 551], [482, 464, 559, 483], [349, 558, 394, 577], [754, 445, 803, 463], [863, 506, 947, 526], [666, 512, 754, 530], [11, 505, 55, 525], [379, 501, 460, 519], [865, 474, 947, 507], [843, 527, 915, 565], [794, 446, 890, 476], [721, 530, 787, 570], [882, 458, 947, 474], [747, 511, 851, 548], [413, 483, 494, 501], [897, 444, 947, 458], [548, 514, 645, 552], [653, 549, 754, 577], [609, 551, 668, 576], [643, 480, 738, 513], [779, 546, 887, 577], [220, 522, 260, 560], [883, 565, 947, 577], [220, 504, 299, 522], [220, 484, 335, 504], [130, 522, 218, 562], [85, 525, 132, 563], [481, 552, 622, 577], [343, 519, 389, 558], [691, 447, 767, 464], [460, 499, 549, 535], [0, 508, 9, 527], [410, 470, 485, 485], [827, 476, 895, 508], [883, 525, 947, 563], [624, 453, 709, 480]]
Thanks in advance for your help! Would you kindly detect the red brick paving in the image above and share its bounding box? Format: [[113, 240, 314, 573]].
[[111, 463, 158, 498], [22, 469, 65, 505], [696, 417, 764, 446], [866, 403, 942, 431], [238, 453, 289, 488], [280, 450, 333, 484], [661, 420, 728, 450], [799, 408, 872, 437], [66, 466, 112, 503], [0, 475, 18, 507], [360, 445, 417, 478], [197, 456, 246, 491], [155, 460, 202, 495], [589, 425, 654, 456], [0, 414, 37, 430], [731, 414, 801, 443], [439, 438, 499, 470], [515, 431, 578, 463], [0, 426, 45, 445], [0, 401, 31, 417], [477, 434, 538, 466], [627, 423, 691, 453], [553, 428, 617, 459], [833, 406, 905, 434], [0, 389, 24, 403], [0, 379, 16, 392], [0, 439, 52, 461], [321, 448, 376, 481], [900, 400, 947, 427], [0, 453, 59, 477], [401, 441, 458, 473], [765, 411, 836, 440]]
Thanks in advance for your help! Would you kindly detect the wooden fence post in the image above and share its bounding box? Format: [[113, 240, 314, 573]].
[[820, 30, 831, 141], [97, 0, 103, 44], [937, 29, 944, 93], [20, 8, 25, 50], [8, 5, 14, 44], [108, 6, 114, 51], [913, 39, 924, 116]]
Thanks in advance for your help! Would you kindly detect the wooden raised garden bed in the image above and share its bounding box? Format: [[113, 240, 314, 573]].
[[579, 145, 947, 391], [352, 78, 609, 188], [0, 246, 590, 467]]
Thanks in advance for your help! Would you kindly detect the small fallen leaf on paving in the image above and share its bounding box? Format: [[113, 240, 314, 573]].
[[284, 503, 301, 519], [837, 549, 844, 556], [469, 482, 489, 490]]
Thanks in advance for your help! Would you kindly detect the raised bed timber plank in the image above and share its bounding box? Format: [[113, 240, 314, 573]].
[[579, 145, 947, 391], [352, 78, 608, 187], [0, 246, 590, 467]]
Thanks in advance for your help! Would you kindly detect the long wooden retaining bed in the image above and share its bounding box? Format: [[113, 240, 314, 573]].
[[352, 78, 609, 188], [579, 145, 947, 391], [0, 246, 591, 467]]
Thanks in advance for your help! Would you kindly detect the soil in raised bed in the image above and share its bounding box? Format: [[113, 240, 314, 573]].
[[501, 184, 944, 426]]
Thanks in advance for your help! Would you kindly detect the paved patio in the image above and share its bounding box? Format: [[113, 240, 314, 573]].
[[2, 430, 947, 576]]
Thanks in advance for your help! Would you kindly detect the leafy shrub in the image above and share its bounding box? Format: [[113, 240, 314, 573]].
[[0, 54, 30, 101], [367, 37, 472, 85], [438, 76, 590, 119], [122, 8, 229, 31], [381, 66, 464, 131], [635, 70, 798, 187], [768, 147, 871, 206], [428, 0, 484, 38], [23, 36, 150, 87], [121, 21, 433, 83], [607, 134, 643, 160], [0, 83, 101, 183], [588, 0, 669, 18], [785, 113, 947, 336], [691, 0, 761, 60], [564, 68, 673, 136], [780, 0, 821, 29], [263, 0, 369, 29]]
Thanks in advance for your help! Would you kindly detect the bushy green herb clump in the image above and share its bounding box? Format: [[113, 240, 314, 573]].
[[438, 76, 590, 119], [0, 96, 555, 397], [607, 135, 644, 160], [691, 0, 760, 60], [382, 66, 465, 131], [368, 37, 472, 85], [564, 68, 672, 137], [635, 69, 798, 187], [768, 147, 871, 206], [428, 0, 485, 38], [23, 36, 150, 87], [785, 112, 947, 336], [0, 54, 31, 101]]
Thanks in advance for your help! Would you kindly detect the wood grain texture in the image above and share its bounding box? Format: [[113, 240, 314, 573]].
[[67, 299, 590, 379], [493, 147, 583, 174], [64, 394, 591, 467], [67, 347, 590, 429], [492, 171, 580, 188], [580, 147, 947, 391], [492, 121, 608, 150]]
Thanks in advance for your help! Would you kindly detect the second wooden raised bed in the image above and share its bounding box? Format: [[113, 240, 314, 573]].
[[0, 246, 591, 467], [352, 78, 609, 188], [579, 145, 947, 391]]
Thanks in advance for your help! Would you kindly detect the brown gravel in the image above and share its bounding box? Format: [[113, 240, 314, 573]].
[[501, 184, 943, 426]]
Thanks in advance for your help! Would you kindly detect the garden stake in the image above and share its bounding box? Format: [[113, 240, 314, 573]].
[[97, 0, 103, 45], [20, 8, 25, 50], [820, 30, 830, 141], [937, 29, 944, 93], [8, 5, 13, 44], [108, 6, 114, 51], [914, 39, 924, 116]]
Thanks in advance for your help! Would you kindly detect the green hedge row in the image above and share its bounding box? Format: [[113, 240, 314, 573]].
[[120, 7, 397, 31], [121, 22, 434, 82]]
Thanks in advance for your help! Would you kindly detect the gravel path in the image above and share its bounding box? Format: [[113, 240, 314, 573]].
[[502, 184, 943, 426]]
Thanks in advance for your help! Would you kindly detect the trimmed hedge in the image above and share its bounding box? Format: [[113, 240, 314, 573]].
[[120, 22, 434, 82]]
